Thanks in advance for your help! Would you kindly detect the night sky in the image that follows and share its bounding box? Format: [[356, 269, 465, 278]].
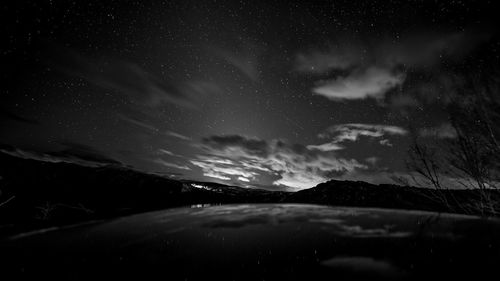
[[2, 0, 499, 190]]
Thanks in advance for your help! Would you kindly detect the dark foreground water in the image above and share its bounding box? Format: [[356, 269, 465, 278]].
[[1, 204, 500, 280]]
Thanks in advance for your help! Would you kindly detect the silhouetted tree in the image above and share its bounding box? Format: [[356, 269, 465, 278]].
[[408, 75, 500, 216], [35, 201, 57, 220]]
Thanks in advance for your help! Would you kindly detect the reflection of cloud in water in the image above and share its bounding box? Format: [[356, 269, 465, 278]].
[[321, 256, 406, 278], [192, 204, 366, 218], [310, 218, 412, 238], [130, 204, 488, 242], [197, 205, 359, 229], [195, 205, 412, 238], [5, 204, 500, 280], [309, 218, 343, 224], [337, 225, 412, 238], [202, 214, 271, 228]]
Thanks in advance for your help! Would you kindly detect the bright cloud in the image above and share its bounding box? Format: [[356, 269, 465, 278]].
[[237, 176, 250, 182], [195, 135, 367, 190], [190, 159, 258, 181], [309, 123, 408, 151], [296, 30, 488, 101], [306, 142, 344, 152], [313, 67, 405, 100]]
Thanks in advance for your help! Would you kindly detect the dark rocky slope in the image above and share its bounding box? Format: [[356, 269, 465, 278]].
[[1, 149, 497, 235]]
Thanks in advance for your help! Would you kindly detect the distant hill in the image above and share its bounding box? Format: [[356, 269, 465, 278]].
[[288, 180, 465, 212], [0, 149, 497, 235], [0, 149, 287, 234]]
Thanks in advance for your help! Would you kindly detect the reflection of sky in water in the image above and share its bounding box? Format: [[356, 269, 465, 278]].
[[5, 204, 500, 280], [321, 256, 407, 279], [188, 205, 413, 238], [11, 204, 497, 242], [179, 204, 456, 238]]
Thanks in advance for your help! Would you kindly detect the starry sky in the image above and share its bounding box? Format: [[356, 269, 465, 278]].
[[1, 0, 500, 190]]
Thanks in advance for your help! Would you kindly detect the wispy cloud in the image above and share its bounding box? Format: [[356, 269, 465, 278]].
[[118, 114, 193, 143], [166, 131, 192, 141], [46, 45, 219, 109], [210, 43, 262, 81], [203, 172, 231, 181], [322, 123, 408, 140], [365, 157, 379, 165], [379, 139, 393, 147], [157, 149, 185, 158], [195, 135, 367, 190], [309, 123, 408, 151], [296, 30, 490, 101], [306, 142, 344, 152], [118, 114, 159, 132], [313, 67, 405, 100], [201, 135, 269, 158], [237, 176, 250, 182], [191, 158, 258, 181], [0, 143, 121, 167], [158, 149, 175, 156]]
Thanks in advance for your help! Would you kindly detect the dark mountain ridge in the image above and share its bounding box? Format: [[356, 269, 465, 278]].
[[0, 149, 497, 236]]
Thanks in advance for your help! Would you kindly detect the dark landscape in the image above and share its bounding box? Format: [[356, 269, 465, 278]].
[[1, 146, 498, 236], [2, 204, 500, 280], [2, 0, 500, 280]]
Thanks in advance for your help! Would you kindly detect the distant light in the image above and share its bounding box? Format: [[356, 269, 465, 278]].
[[191, 183, 212, 191], [190, 204, 212, 208]]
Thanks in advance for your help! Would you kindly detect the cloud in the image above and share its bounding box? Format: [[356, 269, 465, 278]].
[[158, 149, 175, 156], [191, 159, 258, 178], [196, 135, 366, 190], [199, 170, 231, 181], [166, 131, 192, 141], [203, 172, 231, 181], [306, 142, 344, 152], [195, 128, 407, 189], [210, 43, 262, 81], [154, 158, 191, 170], [310, 124, 407, 150], [297, 30, 487, 73], [196, 155, 235, 165], [237, 176, 250, 182], [240, 161, 272, 172], [118, 114, 159, 132], [386, 73, 462, 109], [118, 114, 194, 143], [54, 141, 122, 165], [191, 158, 257, 181], [379, 139, 393, 147], [320, 256, 405, 278], [201, 135, 269, 158], [157, 149, 184, 158], [0, 143, 121, 167], [365, 157, 379, 165], [313, 67, 405, 100], [47, 45, 215, 109], [322, 123, 408, 140], [296, 30, 490, 101]]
